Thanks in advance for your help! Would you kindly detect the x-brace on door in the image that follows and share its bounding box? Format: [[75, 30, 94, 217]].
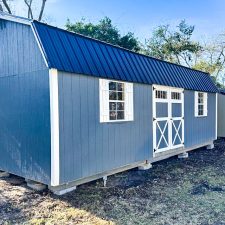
[[153, 85, 184, 154]]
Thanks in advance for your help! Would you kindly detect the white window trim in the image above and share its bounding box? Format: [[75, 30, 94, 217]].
[[195, 91, 208, 117], [99, 79, 134, 123]]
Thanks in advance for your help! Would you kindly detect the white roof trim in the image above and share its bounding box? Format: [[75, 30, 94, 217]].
[[0, 12, 31, 25], [31, 23, 49, 67]]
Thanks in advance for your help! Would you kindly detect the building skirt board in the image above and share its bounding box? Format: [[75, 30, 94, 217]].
[[49, 141, 213, 195], [152, 141, 213, 163], [49, 160, 147, 194]]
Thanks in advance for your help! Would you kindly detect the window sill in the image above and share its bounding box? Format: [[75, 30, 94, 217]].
[[100, 119, 133, 123], [195, 115, 207, 118]]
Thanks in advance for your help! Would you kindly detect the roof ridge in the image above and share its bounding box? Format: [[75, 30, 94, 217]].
[[32, 20, 209, 76]]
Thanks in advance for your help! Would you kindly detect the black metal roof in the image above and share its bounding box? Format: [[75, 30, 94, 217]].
[[32, 21, 218, 93]]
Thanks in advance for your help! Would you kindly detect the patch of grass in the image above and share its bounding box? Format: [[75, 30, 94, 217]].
[[2, 140, 225, 224], [29, 207, 114, 225]]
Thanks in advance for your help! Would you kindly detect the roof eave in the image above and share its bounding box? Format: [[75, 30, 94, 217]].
[[0, 11, 31, 25]]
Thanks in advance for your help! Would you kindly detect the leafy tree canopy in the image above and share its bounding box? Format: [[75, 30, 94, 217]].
[[144, 20, 202, 68], [65, 17, 140, 52], [66, 17, 225, 87], [193, 60, 219, 75]]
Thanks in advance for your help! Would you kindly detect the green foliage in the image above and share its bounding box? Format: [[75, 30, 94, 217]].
[[145, 20, 202, 67], [193, 61, 219, 75], [66, 17, 140, 52], [193, 61, 224, 88], [65, 17, 225, 87]]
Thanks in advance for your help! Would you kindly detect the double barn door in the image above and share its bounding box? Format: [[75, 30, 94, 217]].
[[153, 86, 184, 154]]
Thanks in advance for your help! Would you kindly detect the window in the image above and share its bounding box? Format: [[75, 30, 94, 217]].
[[99, 79, 133, 122], [171, 92, 181, 100], [195, 92, 207, 117], [155, 90, 167, 99], [109, 82, 125, 120]]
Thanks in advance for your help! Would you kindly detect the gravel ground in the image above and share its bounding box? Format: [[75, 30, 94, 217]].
[[1, 139, 225, 225]]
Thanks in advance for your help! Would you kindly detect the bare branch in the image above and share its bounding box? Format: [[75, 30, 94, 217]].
[[0, 3, 3, 11], [38, 0, 47, 21], [175, 54, 181, 65], [2, 0, 12, 14], [179, 53, 191, 68], [24, 0, 33, 19]]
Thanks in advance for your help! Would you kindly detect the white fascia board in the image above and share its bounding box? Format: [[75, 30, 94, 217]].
[[49, 69, 60, 186], [31, 23, 49, 68], [0, 12, 31, 25]]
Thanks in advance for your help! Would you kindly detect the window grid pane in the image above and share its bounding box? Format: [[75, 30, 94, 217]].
[[156, 90, 167, 99], [197, 92, 205, 116], [109, 81, 125, 120], [171, 92, 181, 100]]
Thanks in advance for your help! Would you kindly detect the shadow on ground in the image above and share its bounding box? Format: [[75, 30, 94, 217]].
[[1, 139, 225, 224]]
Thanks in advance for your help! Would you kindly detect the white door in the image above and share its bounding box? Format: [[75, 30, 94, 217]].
[[153, 85, 184, 154]]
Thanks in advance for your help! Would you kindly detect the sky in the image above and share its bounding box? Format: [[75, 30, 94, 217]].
[[13, 0, 225, 44]]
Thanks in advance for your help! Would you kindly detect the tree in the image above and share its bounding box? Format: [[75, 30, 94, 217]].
[[0, 0, 47, 21], [193, 37, 225, 86], [66, 17, 141, 52], [145, 20, 202, 68]]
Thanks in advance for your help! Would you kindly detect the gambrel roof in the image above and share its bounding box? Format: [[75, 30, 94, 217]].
[[0, 12, 218, 93]]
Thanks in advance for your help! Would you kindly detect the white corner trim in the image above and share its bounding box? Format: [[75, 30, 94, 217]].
[[49, 69, 60, 186], [31, 23, 49, 68], [215, 93, 218, 139]]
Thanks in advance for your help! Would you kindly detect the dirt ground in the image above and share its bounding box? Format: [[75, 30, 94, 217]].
[[1, 140, 225, 225]]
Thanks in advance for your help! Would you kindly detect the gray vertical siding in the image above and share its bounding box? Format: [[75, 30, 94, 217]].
[[58, 72, 152, 184], [0, 20, 51, 184], [184, 90, 216, 147], [0, 19, 46, 76], [58, 75, 216, 184], [0, 19, 217, 186], [218, 94, 225, 137]]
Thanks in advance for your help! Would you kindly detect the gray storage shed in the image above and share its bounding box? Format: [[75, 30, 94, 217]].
[[217, 90, 225, 137], [0, 13, 218, 194]]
